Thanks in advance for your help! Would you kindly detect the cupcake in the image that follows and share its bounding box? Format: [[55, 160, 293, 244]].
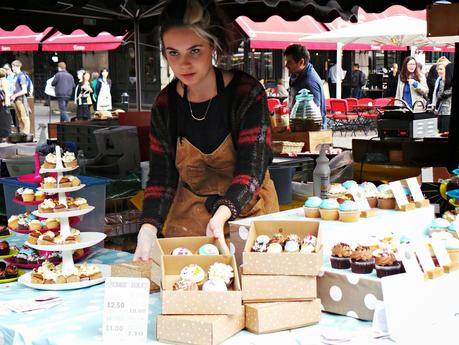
[[58, 176, 72, 188], [180, 264, 206, 287], [53, 203, 67, 212], [62, 152, 78, 168], [342, 180, 358, 190], [0, 240, 10, 255], [15, 187, 24, 201], [327, 183, 347, 201], [68, 176, 81, 187], [45, 218, 60, 230], [376, 184, 396, 209], [270, 233, 285, 244], [338, 200, 361, 222], [27, 230, 41, 245], [42, 153, 56, 169], [34, 191, 46, 202], [198, 244, 220, 255], [429, 218, 450, 235], [17, 218, 29, 231], [360, 182, 378, 208], [303, 196, 322, 218], [373, 249, 401, 278], [300, 234, 317, 253], [350, 245, 375, 274], [5, 264, 18, 278], [319, 199, 340, 221], [251, 235, 270, 252], [171, 247, 193, 256], [330, 243, 352, 269], [42, 177, 57, 189], [0, 225, 9, 237], [22, 188, 35, 202], [37, 231, 56, 245], [28, 219, 42, 232], [7, 215, 19, 230], [74, 197, 88, 209], [208, 262, 234, 287], [266, 242, 283, 253], [173, 278, 198, 291], [202, 279, 227, 291]]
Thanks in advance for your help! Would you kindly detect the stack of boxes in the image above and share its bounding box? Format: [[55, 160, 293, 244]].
[[241, 220, 323, 334], [154, 236, 245, 345]]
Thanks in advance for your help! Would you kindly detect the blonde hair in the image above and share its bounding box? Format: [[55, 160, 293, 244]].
[[436, 56, 450, 65], [160, 0, 231, 60]]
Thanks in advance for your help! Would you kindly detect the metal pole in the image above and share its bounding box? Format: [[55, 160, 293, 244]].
[[134, 18, 142, 111], [336, 42, 343, 99]]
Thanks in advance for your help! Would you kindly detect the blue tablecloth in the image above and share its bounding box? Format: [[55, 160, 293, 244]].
[[0, 232, 392, 345]]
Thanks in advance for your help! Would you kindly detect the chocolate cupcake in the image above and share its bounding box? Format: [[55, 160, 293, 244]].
[[0, 241, 10, 256], [374, 250, 401, 278], [5, 264, 18, 278], [330, 243, 352, 269], [350, 245, 375, 274]]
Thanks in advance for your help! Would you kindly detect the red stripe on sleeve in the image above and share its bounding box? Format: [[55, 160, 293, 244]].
[[232, 174, 251, 186], [144, 185, 166, 198]]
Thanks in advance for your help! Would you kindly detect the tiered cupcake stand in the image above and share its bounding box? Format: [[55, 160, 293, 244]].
[[18, 146, 109, 290]]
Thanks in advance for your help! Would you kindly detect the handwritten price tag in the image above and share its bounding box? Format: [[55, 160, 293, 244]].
[[389, 181, 409, 207], [103, 277, 150, 344]]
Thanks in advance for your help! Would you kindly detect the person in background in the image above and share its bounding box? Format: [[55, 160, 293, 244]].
[[52, 61, 75, 122], [10, 60, 31, 134], [75, 71, 93, 120], [76, 69, 85, 84], [134, 0, 278, 260], [90, 71, 99, 110], [0, 68, 13, 140], [427, 56, 450, 103], [327, 61, 345, 98], [386, 63, 399, 98], [350, 63, 366, 99], [284, 44, 326, 128], [395, 56, 428, 110], [276, 78, 288, 98], [96, 68, 112, 111], [431, 61, 447, 110], [2, 64, 16, 128], [434, 63, 454, 133]]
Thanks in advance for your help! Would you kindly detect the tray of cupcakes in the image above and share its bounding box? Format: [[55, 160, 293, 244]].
[[18, 261, 110, 290], [7, 212, 79, 234], [6, 246, 91, 269], [25, 228, 106, 251], [38, 175, 84, 193], [13, 187, 50, 206], [39, 151, 79, 174]]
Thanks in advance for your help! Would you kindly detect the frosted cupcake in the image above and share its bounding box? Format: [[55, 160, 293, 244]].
[[208, 262, 234, 287], [327, 183, 347, 202], [360, 182, 378, 208], [319, 199, 340, 221], [342, 180, 358, 190], [338, 200, 361, 222], [376, 184, 396, 209], [350, 245, 375, 274], [330, 242, 352, 269], [429, 218, 450, 235], [373, 249, 401, 278], [303, 196, 322, 218]]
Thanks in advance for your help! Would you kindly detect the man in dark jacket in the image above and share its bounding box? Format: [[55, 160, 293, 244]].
[[52, 62, 75, 122], [350, 63, 366, 99], [284, 44, 326, 129]]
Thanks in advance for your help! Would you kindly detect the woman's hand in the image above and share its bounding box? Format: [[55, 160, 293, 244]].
[[133, 224, 158, 261], [206, 205, 231, 239]]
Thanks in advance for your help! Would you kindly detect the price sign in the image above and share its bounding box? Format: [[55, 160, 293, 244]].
[[412, 239, 436, 273], [103, 277, 150, 344], [348, 186, 371, 211], [430, 238, 452, 267], [399, 244, 424, 278], [389, 181, 409, 207], [405, 177, 424, 202]]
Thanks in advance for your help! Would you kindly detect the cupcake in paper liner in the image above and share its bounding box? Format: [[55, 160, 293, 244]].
[[327, 183, 348, 202], [350, 245, 375, 274], [303, 196, 322, 218], [360, 182, 378, 208], [208, 262, 234, 287], [373, 249, 401, 278], [319, 199, 339, 220], [376, 184, 396, 209], [338, 200, 361, 222], [330, 242, 352, 269]]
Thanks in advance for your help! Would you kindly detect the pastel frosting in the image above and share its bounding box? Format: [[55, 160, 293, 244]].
[[430, 218, 450, 229], [339, 200, 360, 212], [360, 182, 378, 198], [448, 222, 458, 232], [319, 199, 340, 209], [328, 183, 347, 195], [377, 184, 394, 198], [304, 196, 322, 208], [342, 180, 358, 190], [198, 244, 220, 255]]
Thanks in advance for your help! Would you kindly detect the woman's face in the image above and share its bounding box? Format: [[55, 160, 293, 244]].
[[83, 72, 91, 82], [406, 59, 417, 74], [437, 64, 446, 79], [102, 70, 109, 79], [163, 27, 214, 87]]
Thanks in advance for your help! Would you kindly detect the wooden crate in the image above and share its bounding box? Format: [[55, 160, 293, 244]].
[[272, 130, 332, 152]]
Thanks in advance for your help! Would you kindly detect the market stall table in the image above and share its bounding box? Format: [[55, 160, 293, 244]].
[[0, 232, 395, 345]]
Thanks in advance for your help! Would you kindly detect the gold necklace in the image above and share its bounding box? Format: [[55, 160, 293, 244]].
[[188, 98, 213, 121]]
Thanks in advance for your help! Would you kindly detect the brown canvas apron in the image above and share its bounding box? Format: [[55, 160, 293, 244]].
[[165, 134, 279, 237]]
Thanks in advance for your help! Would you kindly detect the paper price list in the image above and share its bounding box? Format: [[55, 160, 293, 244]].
[[103, 277, 150, 343]]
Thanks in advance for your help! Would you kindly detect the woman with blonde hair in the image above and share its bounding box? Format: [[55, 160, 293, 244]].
[[134, 0, 279, 260], [395, 56, 428, 110]]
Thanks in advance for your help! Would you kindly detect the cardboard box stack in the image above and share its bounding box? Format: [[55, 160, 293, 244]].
[[154, 236, 245, 345], [111, 261, 161, 293], [242, 220, 323, 334]]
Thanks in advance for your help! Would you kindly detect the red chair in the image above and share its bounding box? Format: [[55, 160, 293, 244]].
[[358, 98, 374, 105], [282, 99, 288, 107], [329, 99, 358, 136], [374, 98, 394, 107], [345, 98, 358, 107], [267, 98, 281, 113]]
